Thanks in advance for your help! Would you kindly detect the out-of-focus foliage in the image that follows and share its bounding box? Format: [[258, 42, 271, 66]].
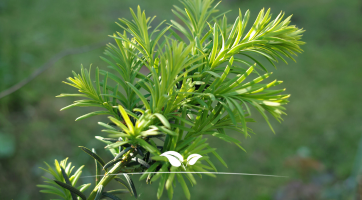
[[38, 158, 90, 200]]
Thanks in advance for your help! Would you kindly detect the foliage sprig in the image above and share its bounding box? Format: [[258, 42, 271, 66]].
[[39, 0, 304, 199]]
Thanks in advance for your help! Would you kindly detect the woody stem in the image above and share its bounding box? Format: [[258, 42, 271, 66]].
[[87, 149, 134, 200]]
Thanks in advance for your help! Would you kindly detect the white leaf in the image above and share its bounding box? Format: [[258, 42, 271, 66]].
[[160, 151, 184, 167], [160, 151, 184, 161], [186, 154, 202, 166]]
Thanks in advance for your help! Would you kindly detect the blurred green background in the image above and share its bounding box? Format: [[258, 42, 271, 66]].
[[1, 0, 362, 199]]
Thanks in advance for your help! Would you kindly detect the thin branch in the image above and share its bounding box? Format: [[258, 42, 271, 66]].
[[0, 39, 111, 99]]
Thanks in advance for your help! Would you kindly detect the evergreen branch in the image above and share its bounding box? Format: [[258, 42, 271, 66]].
[[51, 0, 305, 200]]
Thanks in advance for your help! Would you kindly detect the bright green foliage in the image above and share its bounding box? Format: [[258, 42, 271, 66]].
[[37, 158, 91, 200], [51, 0, 304, 199]]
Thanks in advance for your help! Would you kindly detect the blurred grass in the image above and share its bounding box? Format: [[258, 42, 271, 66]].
[[0, 0, 361, 199]]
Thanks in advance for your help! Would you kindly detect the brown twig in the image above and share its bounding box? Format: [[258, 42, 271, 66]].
[[0, 39, 111, 99]]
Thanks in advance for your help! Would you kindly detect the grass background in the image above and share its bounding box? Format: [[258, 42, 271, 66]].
[[0, 0, 362, 199]]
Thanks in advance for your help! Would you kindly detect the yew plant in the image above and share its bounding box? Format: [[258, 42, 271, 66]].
[[38, 0, 304, 199]]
